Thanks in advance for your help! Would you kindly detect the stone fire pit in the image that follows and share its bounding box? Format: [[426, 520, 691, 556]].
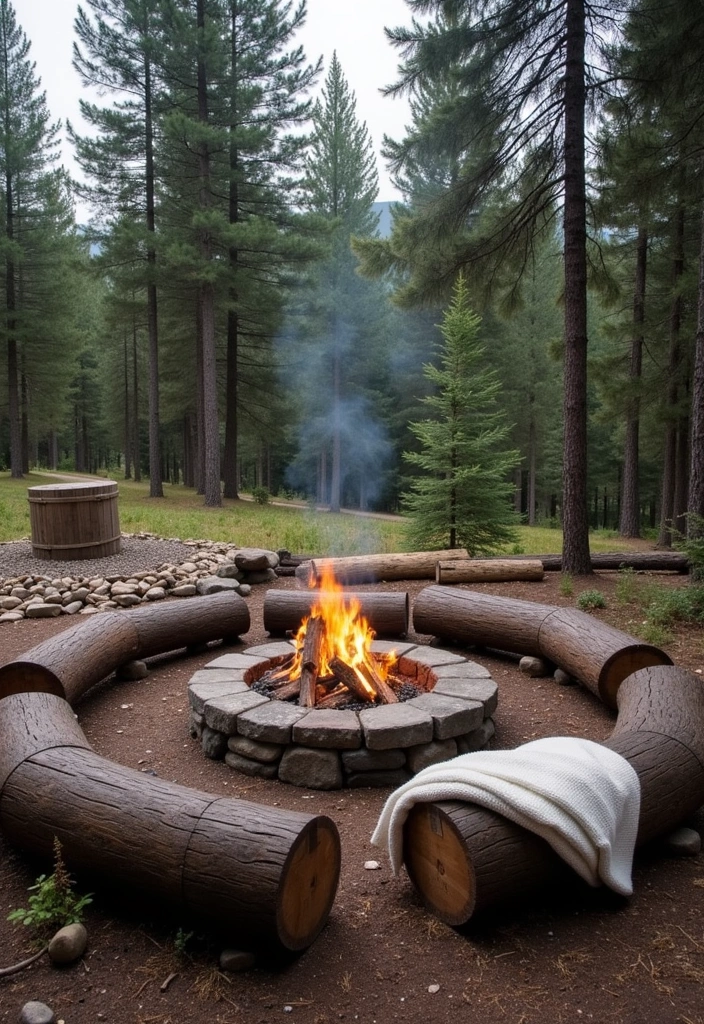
[[188, 641, 498, 789]]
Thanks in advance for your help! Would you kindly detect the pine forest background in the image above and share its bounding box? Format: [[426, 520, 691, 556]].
[[2, 0, 703, 571]]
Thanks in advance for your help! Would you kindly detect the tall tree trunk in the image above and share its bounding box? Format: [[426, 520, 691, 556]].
[[561, 0, 591, 573], [195, 299, 205, 495], [144, 41, 163, 498], [674, 411, 689, 536], [620, 225, 647, 537], [196, 0, 221, 507], [21, 366, 29, 474], [688, 205, 704, 537], [528, 416, 537, 526], [658, 205, 685, 547], [223, 2, 239, 499], [123, 329, 132, 479], [330, 333, 341, 512], [49, 430, 58, 471], [5, 166, 21, 478], [132, 317, 141, 482]]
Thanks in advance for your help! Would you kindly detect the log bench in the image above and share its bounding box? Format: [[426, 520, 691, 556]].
[[0, 594, 341, 952]]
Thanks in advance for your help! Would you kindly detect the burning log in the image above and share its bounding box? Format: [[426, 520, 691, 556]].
[[298, 549, 469, 587], [358, 661, 399, 704], [264, 590, 409, 638], [329, 657, 377, 704], [299, 616, 325, 708], [316, 686, 354, 710]]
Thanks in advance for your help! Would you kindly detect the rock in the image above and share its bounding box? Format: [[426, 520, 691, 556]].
[[293, 709, 363, 750], [663, 826, 702, 857], [110, 581, 140, 595], [554, 668, 577, 686], [238, 584, 252, 597], [224, 752, 279, 778], [61, 601, 84, 615], [405, 693, 483, 740], [241, 568, 278, 584], [219, 949, 256, 972], [278, 747, 343, 790], [48, 922, 88, 965], [117, 660, 149, 681], [26, 603, 62, 618], [456, 718, 496, 754], [145, 586, 166, 600], [201, 726, 228, 759], [113, 594, 142, 607], [189, 710, 204, 739], [519, 656, 552, 678], [236, 700, 309, 744], [172, 583, 197, 597], [358, 703, 434, 751], [364, 860, 381, 870], [202, 690, 270, 734], [216, 564, 243, 580], [0, 611, 24, 622], [233, 547, 279, 572], [341, 748, 406, 772], [196, 576, 242, 596], [406, 738, 458, 774], [227, 734, 284, 763], [431, 677, 499, 717], [1, 596, 22, 609], [19, 1002, 55, 1024], [428, 984, 440, 994]]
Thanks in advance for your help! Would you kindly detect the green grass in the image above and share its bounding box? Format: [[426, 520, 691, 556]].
[[0, 471, 667, 558]]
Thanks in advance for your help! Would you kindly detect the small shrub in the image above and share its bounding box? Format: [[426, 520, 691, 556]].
[[577, 589, 606, 610], [559, 573, 574, 597], [251, 486, 270, 505], [7, 838, 92, 936], [636, 620, 672, 646], [510, 542, 526, 555], [615, 567, 639, 605]]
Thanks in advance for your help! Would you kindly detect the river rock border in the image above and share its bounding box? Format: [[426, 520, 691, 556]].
[[0, 535, 279, 623], [188, 641, 497, 789]]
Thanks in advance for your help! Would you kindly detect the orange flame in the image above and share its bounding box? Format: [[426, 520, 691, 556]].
[[287, 564, 395, 696]]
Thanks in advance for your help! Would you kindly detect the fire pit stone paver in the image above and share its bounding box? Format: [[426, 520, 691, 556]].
[[188, 641, 498, 789]]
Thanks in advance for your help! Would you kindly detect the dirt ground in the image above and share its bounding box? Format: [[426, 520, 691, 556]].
[[1, 569, 704, 1024]]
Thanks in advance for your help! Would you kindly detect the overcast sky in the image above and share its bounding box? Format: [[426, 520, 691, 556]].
[[16, 0, 415, 222]]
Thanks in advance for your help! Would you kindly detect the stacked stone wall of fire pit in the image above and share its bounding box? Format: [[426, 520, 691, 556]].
[[188, 641, 497, 789]]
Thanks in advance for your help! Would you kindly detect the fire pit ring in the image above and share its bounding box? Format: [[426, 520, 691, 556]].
[[188, 642, 498, 789]]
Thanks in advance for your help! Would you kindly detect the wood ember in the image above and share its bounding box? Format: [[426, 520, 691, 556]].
[[329, 657, 376, 704]]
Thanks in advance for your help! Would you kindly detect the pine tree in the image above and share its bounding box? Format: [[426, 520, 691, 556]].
[[403, 275, 519, 552]]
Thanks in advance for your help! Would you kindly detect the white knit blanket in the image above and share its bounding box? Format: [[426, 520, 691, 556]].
[[371, 737, 641, 896]]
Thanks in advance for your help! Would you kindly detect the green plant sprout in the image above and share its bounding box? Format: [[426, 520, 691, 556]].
[[7, 837, 92, 936]]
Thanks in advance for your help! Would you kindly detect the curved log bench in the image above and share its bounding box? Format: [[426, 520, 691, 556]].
[[412, 587, 672, 708], [402, 665, 704, 925], [0, 597, 341, 952], [263, 589, 409, 638], [0, 591, 251, 704]]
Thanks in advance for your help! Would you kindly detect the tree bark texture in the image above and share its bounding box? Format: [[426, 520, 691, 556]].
[[620, 226, 647, 537], [688, 205, 704, 532], [401, 665, 704, 927], [561, 0, 591, 574], [0, 692, 340, 952], [658, 204, 686, 547], [0, 592, 250, 704], [299, 549, 469, 586], [412, 586, 671, 709], [263, 590, 409, 638], [475, 552, 688, 573], [435, 559, 544, 584], [144, 38, 163, 499]]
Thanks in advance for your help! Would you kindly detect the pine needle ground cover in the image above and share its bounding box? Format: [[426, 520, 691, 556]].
[[1, 472, 656, 557]]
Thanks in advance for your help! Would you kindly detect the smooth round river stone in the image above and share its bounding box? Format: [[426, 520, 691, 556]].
[[20, 1002, 55, 1024], [48, 922, 88, 965]]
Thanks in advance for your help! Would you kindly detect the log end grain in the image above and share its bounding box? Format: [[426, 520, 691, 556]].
[[402, 803, 475, 926], [0, 662, 65, 701], [599, 646, 674, 710], [277, 815, 341, 950]]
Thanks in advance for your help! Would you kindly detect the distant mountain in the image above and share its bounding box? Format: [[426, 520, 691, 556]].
[[372, 201, 395, 239]]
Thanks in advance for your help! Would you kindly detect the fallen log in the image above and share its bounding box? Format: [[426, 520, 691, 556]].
[[412, 587, 671, 709], [402, 665, 704, 925], [0, 691, 340, 952], [0, 591, 250, 704], [481, 551, 689, 573], [436, 558, 544, 584], [298, 549, 469, 586], [263, 589, 409, 638]]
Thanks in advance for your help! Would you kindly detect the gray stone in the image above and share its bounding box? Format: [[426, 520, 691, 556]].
[[205, 652, 271, 675], [342, 747, 406, 772], [407, 738, 458, 774], [43, 592, 64, 605], [346, 769, 412, 789], [369, 640, 418, 658], [225, 752, 279, 778], [189, 709, 204, 740], [111, 581, 139, 595], [216, 563, 244, 579], [432, 677, 498, 716], [293, 710, 363, 749], [145, 586, 167, 600], [196, 576, 242, 596], [113, 593, 142, 607], [19, 1002, 55, 1024], [188, 673, 250, 713], [227, 734, 283, 763], [61, 601, 84, 615], [0, 610, 24, 622], [234, 547, 279, 571], [359, 703, 433, 751], [278, 747, 343, 789], [242, 568, 278, 584], [519, 656, 551, 678], [238, 584, 252, 597], [398, 647, 467, 677], [663, 826, 702, 857], [236, 700, 309, 744], [219, 948, 256, 972], [242, 641, 295, 660], [25, 603, 62, 618], [554, 668, 577, 686], [431, 660, 492, 679], [48, 922, 88, 965], [117, 660, 148, 681], [405, 693, 483, 740], [456, 718, 496, 754], [172, 583, 197, 597], [1, 596, 22, 609], [201, 726, 228, 759], [203, 691, 270, 734]]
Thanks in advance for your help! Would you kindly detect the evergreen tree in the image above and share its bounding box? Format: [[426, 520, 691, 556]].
[[403, 275, 519, 552]]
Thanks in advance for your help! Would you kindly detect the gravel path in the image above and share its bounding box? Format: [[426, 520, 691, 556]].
[[0, 537, 196, 581]]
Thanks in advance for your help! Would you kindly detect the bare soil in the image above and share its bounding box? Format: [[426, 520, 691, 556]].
[[2, 570, 704, 1024]]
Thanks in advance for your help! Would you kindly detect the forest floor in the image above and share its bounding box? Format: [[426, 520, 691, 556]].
[[1, 564, 704, 1024]]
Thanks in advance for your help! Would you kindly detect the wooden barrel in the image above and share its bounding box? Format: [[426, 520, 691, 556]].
[[28, 480, 121, 561]]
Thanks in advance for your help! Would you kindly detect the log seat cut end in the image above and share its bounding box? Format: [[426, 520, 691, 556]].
[[277, 815, 341, 950], [0, 662, 65, 702]]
